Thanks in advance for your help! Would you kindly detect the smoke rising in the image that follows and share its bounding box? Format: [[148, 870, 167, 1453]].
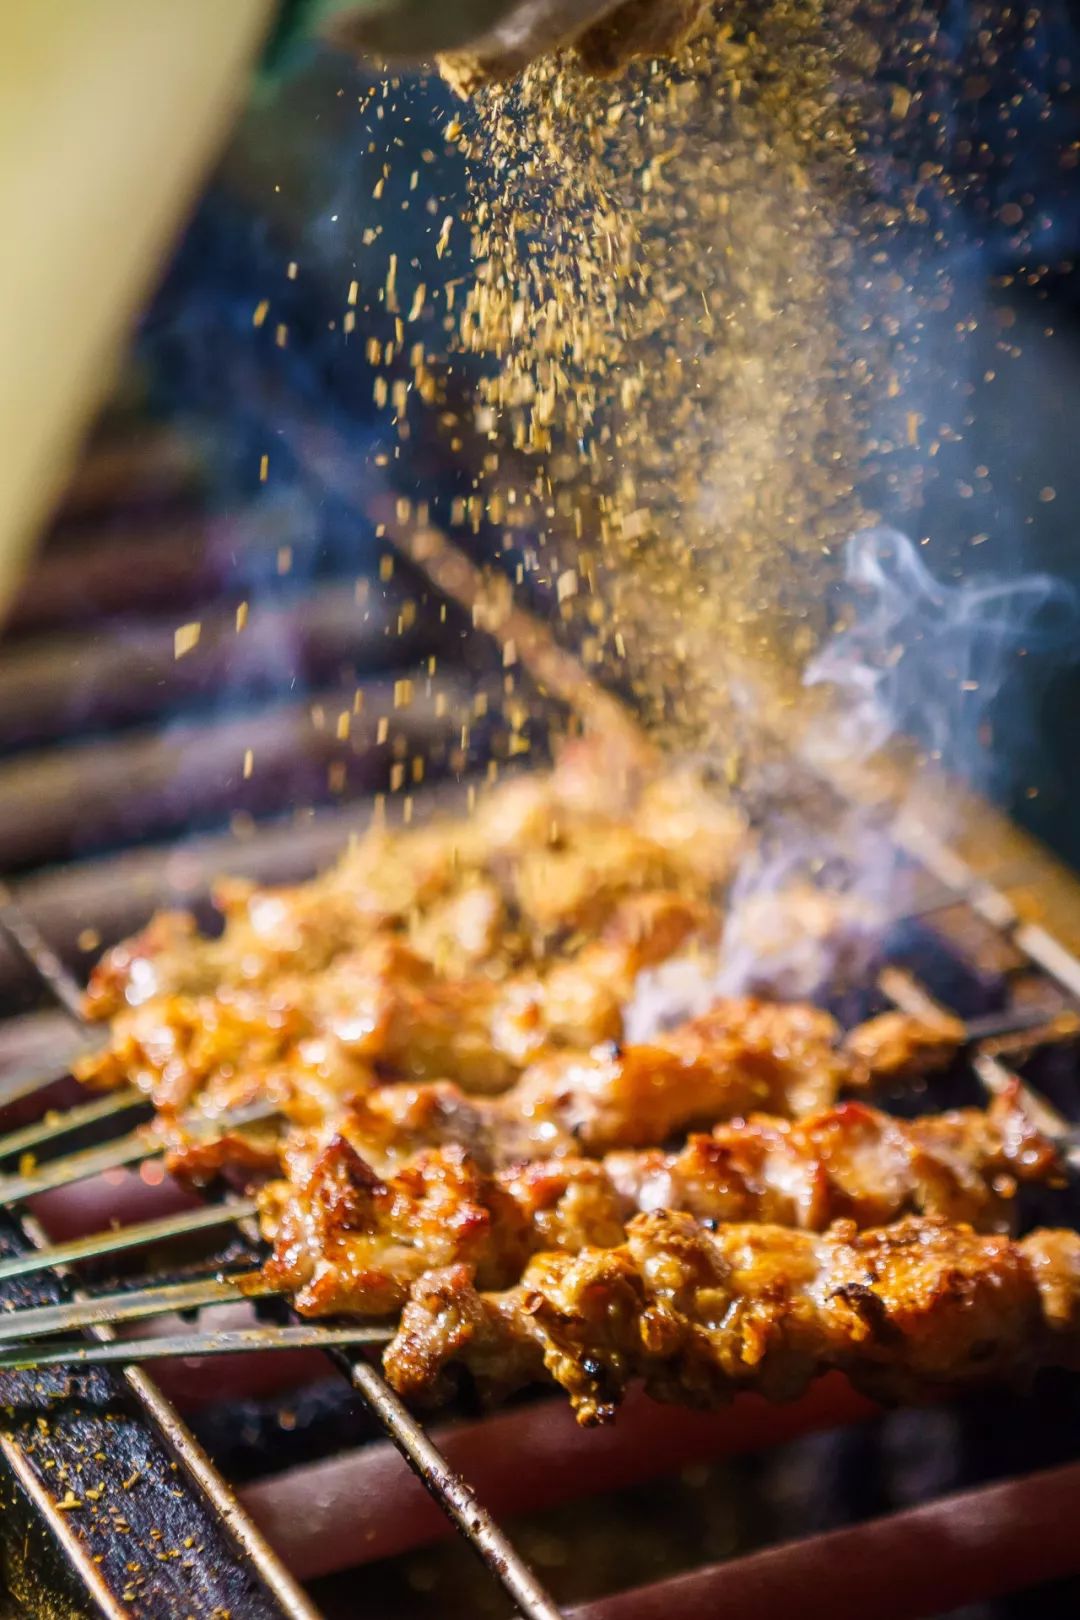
[[629, 526, 1078, 1024], [805, 527, 1077, 798]]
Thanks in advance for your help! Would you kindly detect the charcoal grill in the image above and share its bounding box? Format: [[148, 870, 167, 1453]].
[[3, 398, 1080, 1620]]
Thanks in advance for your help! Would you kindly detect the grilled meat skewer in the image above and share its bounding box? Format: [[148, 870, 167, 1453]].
[[77, 893, 718, 1113], [82, 753, 743, 1018], [158, 998, 964, 1187], [500, 1001, 962, 1151], [384, 1212, 1080, 1424], [259, 1088, 1054, 1316]]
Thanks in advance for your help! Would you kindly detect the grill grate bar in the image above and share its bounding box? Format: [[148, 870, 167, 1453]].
[[344, 1353, 566, 1620], [0, 882, 88, 1023], [4, 1205, 324, 1620], [878, 959, 1077, 1149]]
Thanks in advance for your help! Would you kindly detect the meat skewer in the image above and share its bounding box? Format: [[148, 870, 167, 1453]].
[[80, 754, 744, 1018], [259, 1087, 1060, 1316], [151, 995, 965, 1190], [74, 749, 746, 1118], [76, 896, 719, 1111], [384, 1212, 1080, 1425], [497, 1001, 963, 1151]]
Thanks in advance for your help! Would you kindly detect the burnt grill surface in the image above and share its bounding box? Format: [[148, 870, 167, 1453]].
[[0, 1221, 302, 1619]]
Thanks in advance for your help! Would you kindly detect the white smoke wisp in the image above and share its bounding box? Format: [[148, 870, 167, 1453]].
[[625, 817, 897, 1036], [803, 526, 1075, 789], [628, 526, 1076, 1024]]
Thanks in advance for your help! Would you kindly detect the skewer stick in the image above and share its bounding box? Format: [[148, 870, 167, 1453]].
[[0, 1198, 258, 1282], [0, 1088, 145, 1163], [0, 1321, 392, 1373], [0, 1128, 162, 1203], [0, 1270, 276, 1343], [0, 1099, 280, 1204], [0, 1062, 95, 1112], [879, 966, 1077, 1051], [963, 1006, 1079, 1044]]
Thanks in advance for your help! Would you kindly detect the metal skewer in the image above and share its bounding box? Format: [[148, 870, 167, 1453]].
[[0, 885, 91, 1024], [0, 1099, 280, 1205], [0, 1061, 97, 1112], [0, 1088, 146, 1163], [879, 966, 1078, 1049], [963, 1005, 1078, 1044], [0, 1270, 277, 1343], [972, 1048, 1072, 1144], [0, 1127, 163, 1203], [0, 1321, 393, 1372], [0, 1198, 259, 1282]]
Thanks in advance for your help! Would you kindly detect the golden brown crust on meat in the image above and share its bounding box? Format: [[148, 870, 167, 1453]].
[[78, 753, 740, 1135], [384, 1214, 1080, 1424], [153, 990, 969, 1194], [262, 1087, 1058, 1318]]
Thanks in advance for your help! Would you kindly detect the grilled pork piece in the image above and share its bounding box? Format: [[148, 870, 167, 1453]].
[[152, 996, 965, 1186], [82, 751, 743, 1019], [259, 1088, 1058, 1315], [384, 1212, 1080, 1424], [77, 902, 712, 1115]]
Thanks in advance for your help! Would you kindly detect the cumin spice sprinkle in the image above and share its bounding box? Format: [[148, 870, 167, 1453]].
[[443, 0, 880, 753]]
